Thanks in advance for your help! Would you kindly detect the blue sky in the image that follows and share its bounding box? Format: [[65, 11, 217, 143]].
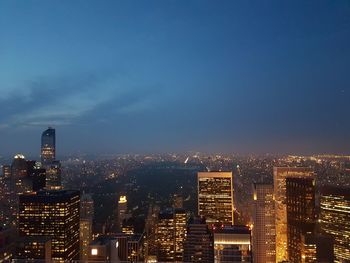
[[0, 1, 350, 156]]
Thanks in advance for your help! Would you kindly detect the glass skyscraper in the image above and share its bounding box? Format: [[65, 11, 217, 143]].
[[41, 127, 56, 164]]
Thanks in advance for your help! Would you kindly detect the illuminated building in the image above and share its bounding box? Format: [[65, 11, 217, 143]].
[[118, 195, 129, 231], [273, 167, 314, 262], [16, 237, 52, 262], [45, 160, 62, 190], [2, 165, 11, 178], [320, 186, 350, 262], [88, 234, 143, 262], [80, 193, 94, 261], [144, 205, 160, 261], [26, 161, 46, 191], [81, 193, 94, 219], [155, 208, 187, 262], [198, 171, 234, 226], [174, 208, 187, 261], [213, 225, 252, 262], [183, 217, 214, 263], [40, 127, 61, 190], [286, 177, 316, 263], [41, 127, 55, 164], [252, 183, 276, 263], [11, 154, 31, 195], [18, 190, 80, 261], [299, 233, 334, 263], [80, 218, 93, 261]]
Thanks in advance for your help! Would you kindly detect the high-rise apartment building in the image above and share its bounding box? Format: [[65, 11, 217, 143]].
[[198, 171, 234, 226], [183, 217, 214, 263], [320, 186, 350, 262], [273, 167, 314, 262], [286, 177, 316, 263], [41, 127, 56, 164], [18, 190, 80, 261], [252, 183, 276, 263]]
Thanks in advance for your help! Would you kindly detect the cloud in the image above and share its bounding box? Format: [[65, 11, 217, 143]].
[[0, 71, 163, 130]]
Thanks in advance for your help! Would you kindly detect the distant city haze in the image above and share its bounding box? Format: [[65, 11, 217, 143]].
[[1, 1, 350, 156]]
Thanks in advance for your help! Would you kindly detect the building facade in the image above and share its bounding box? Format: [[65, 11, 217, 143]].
[[18, 190, 80, 261], [320, 186, 350, 262], [273, 167, 314, 262], [252, 183, 276, 263], [183, 217, 214, 263], [198, 171, 234, 226], [286, 177, 316, 263]]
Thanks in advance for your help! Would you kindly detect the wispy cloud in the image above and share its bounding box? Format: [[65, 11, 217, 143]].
[[0, 72, 162, 129]]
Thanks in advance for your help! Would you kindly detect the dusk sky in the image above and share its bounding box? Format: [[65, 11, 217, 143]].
[[1, 1, 350, 156]]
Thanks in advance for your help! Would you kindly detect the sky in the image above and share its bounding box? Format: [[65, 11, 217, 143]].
[[0, 1, 350, 156]]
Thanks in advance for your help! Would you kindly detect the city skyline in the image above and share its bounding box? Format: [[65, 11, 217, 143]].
[[1, 1, 350, 155]]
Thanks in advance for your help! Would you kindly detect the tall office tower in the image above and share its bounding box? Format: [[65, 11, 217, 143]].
[[81, 193, 94, 219], [118, 195, 128, 230], [197, 171, 234, 226], [183, 217, 214, 263], [80, 193, 94, 261], [80, 219, 93, 261], [273, 167, 314, 262], [45, 160, 62, 190], [174, 208, 187, 261], [11, 154, 31, 194], [286, 177, 316, 263], [320, 186, 350, 262], [213, 225, 252, 262], [252, 183, 276, 263], [155, 208, 188, 262], [41, 127, 56, 164], [18, 190, 80, 261], [145, 205, 160, 261], [26, 161, 46, 191]]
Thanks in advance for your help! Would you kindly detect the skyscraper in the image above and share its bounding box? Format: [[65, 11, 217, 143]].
[[197, 171, 234, 226], [320, 186, 350, 262], [18, 190, 80, 261], [286, 177, 316, 263], [118, 195, 131, 231], [45, 161, 62, 190], [155, 208, 188, 262], [80, 193, 94, 261], [273, 167, 314, 262], [41, 127, 56, 164], [183, 217, 214, 263], [252, 183, 276, 263]]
